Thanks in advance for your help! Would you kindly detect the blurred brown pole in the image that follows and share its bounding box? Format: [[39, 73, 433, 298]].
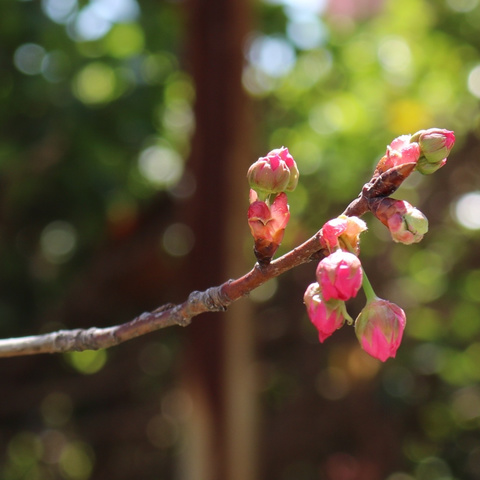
[[181, 0, 256, 479]]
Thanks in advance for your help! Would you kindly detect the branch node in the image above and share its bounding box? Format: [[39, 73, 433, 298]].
[[170, 306, 192, 327]]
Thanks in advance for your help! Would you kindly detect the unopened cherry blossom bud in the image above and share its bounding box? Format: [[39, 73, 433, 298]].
[[411, 128, 455, 175], [248, 192, 290, 263], [371, 198, 428, 245], [355, 298, 406, 362], [316, 250, 363, 301], [320, 215, 367, 254], [304, 282, 346, 342], [375, 134, 421, 176], [247, 147, 299, 195], [413, 128, 455, 163]]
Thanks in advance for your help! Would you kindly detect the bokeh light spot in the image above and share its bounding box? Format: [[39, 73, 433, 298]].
[[447, 0, 478, 12], [377, 36, 412, 74], [74, 5, 112, 41], [468, 65, 480, 98], [59, 441, 94, 480], [73, 62, 117, 104], [104, 23, 144, 58], [41, 0, 77, 24], [91, 0, 140, 23], [287, 15, 325, 50], [14, 43, 46, 76], [40, 221, 77, 264], [247, 35, 296, 77], [72, 0, 139, 41], [138, 145, 183, 188], [162, 100, 195, 137], [347, 346, 381, 380], [162, 223, 194, 257], [250, 278, 278, 303], [453, 191, 480, 229], [242, 65, 276, 96], [66, 349, 108, 375]]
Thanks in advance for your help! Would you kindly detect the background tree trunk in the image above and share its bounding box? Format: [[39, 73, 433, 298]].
[[181, 0, 256, 479]]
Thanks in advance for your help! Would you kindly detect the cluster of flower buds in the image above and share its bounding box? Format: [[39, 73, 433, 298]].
[[375, 128, 455, 177], [246, 128, 455, 362], [247, 147, 299, 264], [371, 128, 455, 245], [304, 216, 407, 361]]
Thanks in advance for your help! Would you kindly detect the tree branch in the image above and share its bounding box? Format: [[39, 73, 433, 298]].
[[0, 228, 331, 357], [0, 161, 413, 358]]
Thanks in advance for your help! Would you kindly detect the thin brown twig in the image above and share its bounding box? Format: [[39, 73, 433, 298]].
[[0, 166, 396, 358]]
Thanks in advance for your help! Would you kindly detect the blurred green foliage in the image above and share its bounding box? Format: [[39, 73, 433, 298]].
[[2, 0, 480, 478]]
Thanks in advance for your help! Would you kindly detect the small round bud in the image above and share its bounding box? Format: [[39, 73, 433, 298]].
[[371, 198, 428, 245], [316, 250, 363, 301], [304, 283, 345, 343], [355, 298, 406, 362], [247, 147, 299, 195], [412, 128, 455, 175]]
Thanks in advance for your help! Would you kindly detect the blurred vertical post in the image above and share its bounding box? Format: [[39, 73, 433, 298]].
[[181, 0, 256, 479]]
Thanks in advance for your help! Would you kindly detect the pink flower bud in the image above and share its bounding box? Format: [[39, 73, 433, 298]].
[[320, 215, 367, 254], [247, 147, 299, 195], [316, 250, 363, 301], [375, 135, 421, 176], [371, 198, 428, 245], [304, 282, 345, 342], [409, 128, 455, 175], [248, 191, 290, 263], [355, 298, 406, 362], [413, 128, 455, 163]]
